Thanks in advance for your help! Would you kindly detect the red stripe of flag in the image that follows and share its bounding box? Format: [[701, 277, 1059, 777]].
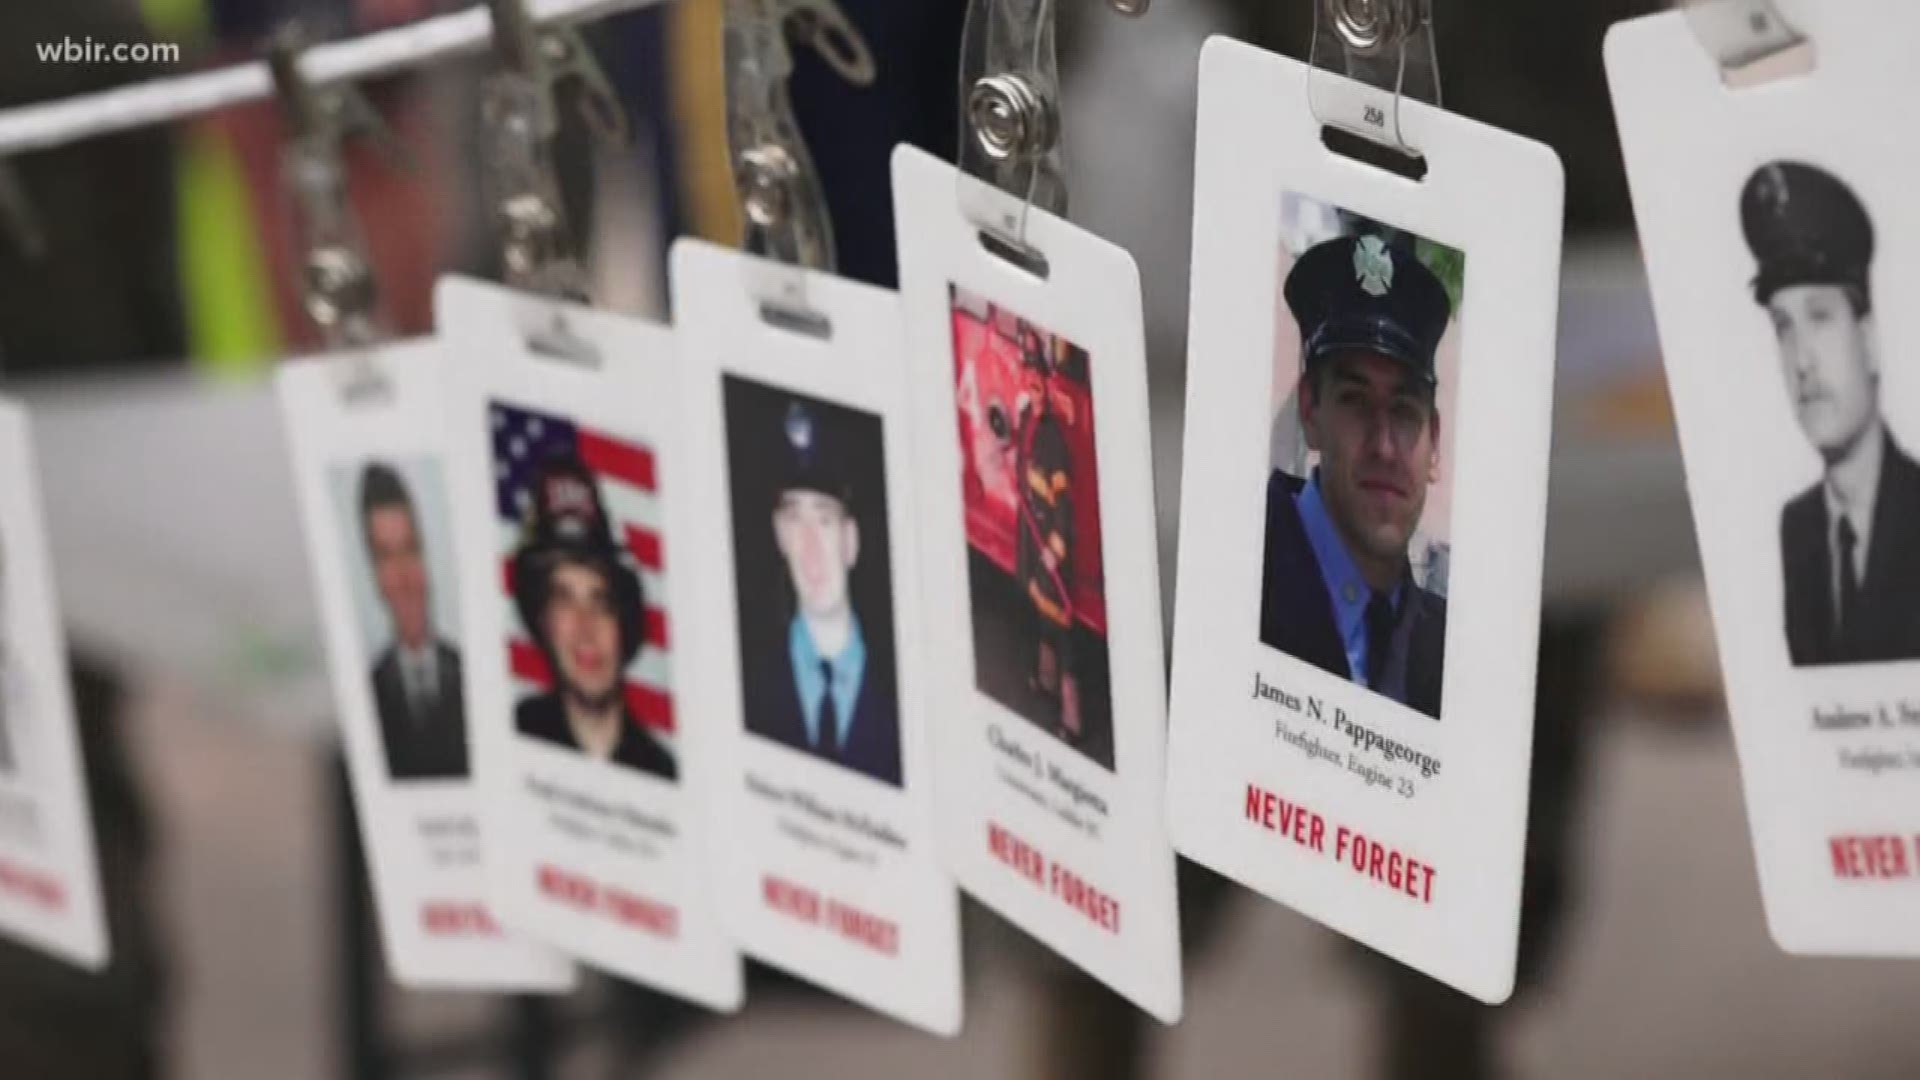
[[507, 641, 674, 733], [624, 525, 663, 571], [578, 429, 656, 492]]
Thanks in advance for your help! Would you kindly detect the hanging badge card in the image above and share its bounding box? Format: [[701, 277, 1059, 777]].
[[278, 342, 574, 990], [1166, 38, 1563, 1002], [0, 398, 108, 968], [893, 145, 1183, 1021], [436, 277, 742, 1009], [1608, 1, 1920, 956], [671, 239, 963, 1034]]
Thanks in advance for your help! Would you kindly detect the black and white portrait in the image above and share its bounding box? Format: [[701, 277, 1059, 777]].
[[1741, 162, 1920, 667]]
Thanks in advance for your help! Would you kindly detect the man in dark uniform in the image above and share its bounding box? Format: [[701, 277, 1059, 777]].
[[512, 454, 676, 780], [359, 462, 468, 781], [1261, 232, 1450, 719], [1014, 324, 1087, 749], [741, 400, 902, 787], [1741, 161, 1920, 667]]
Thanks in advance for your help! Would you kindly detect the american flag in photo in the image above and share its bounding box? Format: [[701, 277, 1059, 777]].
[[492, 401, 675, 738]]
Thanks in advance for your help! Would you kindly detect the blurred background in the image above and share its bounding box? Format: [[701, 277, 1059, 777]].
[[4, 0, 1919, 1078]]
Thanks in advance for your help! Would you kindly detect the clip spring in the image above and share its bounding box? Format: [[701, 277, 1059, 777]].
[[1306, 0, 1440, 161]]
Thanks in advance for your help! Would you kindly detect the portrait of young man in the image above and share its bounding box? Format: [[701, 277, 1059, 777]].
[[735, 389, 902, 788], [358, 462, 468, 782], [511, 454, 677, 781], [1740, 161, 1920, 667], [1259, 231, 1451, 720]]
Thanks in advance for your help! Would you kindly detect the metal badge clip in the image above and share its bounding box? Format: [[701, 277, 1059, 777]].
[[269, 27, 402, 403], [1681, 0, 1812, 83], [956, 0, 1147, 264], [723, 0, 875, 283], [482, 0, 629, 362], [1306, 0, 1440, 162]]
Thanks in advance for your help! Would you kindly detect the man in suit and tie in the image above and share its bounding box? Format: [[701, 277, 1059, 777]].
[[742, 399, 902, 787], [1260, 232, 1450, 720], [1741, 162, 1920, 667], [360, 462, 468, 781]]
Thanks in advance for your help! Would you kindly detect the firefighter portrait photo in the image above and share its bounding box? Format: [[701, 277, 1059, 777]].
[[726, 378, 904, 788], [1739, 161, 1920, 667], [498, 409, 678, 782], [950, 287, 1116, 771], [1260, 196, 1465, 721]]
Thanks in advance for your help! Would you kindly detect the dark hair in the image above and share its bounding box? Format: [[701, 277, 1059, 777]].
[[358, 461, 415, 541]]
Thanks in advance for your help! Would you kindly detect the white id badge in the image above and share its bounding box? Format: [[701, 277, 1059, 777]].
[[892, 145, 1183, 1021], [1166, 38, 1563, 1002], [278, 342, 574, 990], [436, 276, 743, 1010], [0, 398, 108, 969], [1608, 1, 1920, 956], [671, 239, 963, 1035]]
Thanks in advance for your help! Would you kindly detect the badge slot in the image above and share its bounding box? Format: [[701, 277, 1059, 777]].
[[1320, 124, 1429, 182], [978, 228, 1051, 281], [758, 299, 834, 341]]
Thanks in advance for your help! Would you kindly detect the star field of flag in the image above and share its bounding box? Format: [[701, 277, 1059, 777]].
[[491, 400, 675, 735]]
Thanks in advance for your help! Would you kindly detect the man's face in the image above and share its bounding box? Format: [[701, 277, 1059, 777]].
[[1767, 284, 1879, 460], [1299, 351, 1441, 569], [543, 560, 622, 707], [367, 505, 431, 648], [773, 489, 858, 620]]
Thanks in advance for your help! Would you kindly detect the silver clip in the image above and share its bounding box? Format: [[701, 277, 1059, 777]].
[[268, 27, 398, 402], [1682, 0, 1811, 82], [957, 0, 1067, 254], [956, 0, 1143, 258], [1306, 0, 1441, 159], [482, 0, 628, 313], [723, 0, 875, 276]]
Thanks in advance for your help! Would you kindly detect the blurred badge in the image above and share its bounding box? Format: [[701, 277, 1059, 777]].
[[0, 397, 108, 969], [1166, 37, 1563, 1003], [277, 341, 573, 991], [669, 239, 962, 1035], [434, 276, 742, 1011], [892, 145, 1183, 1021], [1608, 0, 1920, 957]]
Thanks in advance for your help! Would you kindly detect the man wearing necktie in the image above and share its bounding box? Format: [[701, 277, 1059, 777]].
[[1259, 231, 1450, 720], [1740, 162, 1920, 667], [741, 398, 902, 787], [360, 462, 469, 781]]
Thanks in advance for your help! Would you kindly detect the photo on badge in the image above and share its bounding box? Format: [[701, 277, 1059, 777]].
[[494, 402, 677, 784], [1261, 196, 1463, 723], [725, 378, 903, 789], [948, 286, 1115, 772], [332, 457, 469, 783]]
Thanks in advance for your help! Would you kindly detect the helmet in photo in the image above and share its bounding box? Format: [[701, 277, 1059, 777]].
[[511, 453, 647, 670]]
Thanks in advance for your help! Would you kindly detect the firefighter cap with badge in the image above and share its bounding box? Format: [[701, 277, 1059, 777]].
[[1740, 160, 1875, 313], [1284, 231, 1453, 389]]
